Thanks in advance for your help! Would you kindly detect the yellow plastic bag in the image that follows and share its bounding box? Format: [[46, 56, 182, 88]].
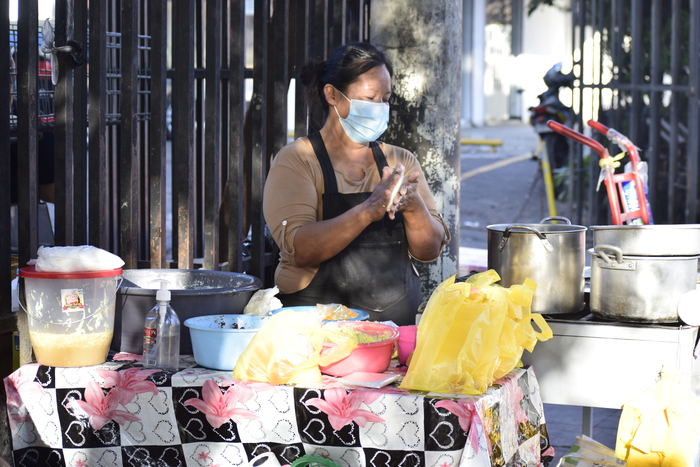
[[616, 367, 700, 466], [400, 271, 552, 395], [233, 310, 357, 386]]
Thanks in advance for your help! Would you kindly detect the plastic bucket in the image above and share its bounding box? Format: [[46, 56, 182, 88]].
[[19, 266, 122, 367]]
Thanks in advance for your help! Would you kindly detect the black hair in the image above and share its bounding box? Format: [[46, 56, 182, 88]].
[[298, 42, 393, 128]]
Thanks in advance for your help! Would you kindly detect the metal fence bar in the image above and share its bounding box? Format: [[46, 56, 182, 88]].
[[120, 0, 141, 269], [73, 0, 89, 245], [648, 0, 661, 217], [149, 0, 168, 268], [195, 0, 205, 259], [16, 0, 39, 268], [138, 4, 150, 260], [172, 0, 196, 268], [669, 0, 681, 223], [294, 0, 311, 138], [0, 0, 10, 313], [269, 0, 289, 160], [203, 0, 222, 270], [55, 0, 75, 246], [89, 0, 110, 249], [572, 0, 584, 225], [630, 0, 642, 145], [227, 0, 246, 272], [687, 0, 700, 221], [249, 0, 269, 281]]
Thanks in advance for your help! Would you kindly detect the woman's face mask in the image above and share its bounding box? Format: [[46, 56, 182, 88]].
[[334, 91, 390, 144]]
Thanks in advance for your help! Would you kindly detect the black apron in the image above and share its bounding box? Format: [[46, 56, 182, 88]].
[[279, 132, 422, 326]]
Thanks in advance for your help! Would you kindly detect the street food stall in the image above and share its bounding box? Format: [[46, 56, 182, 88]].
[[5, 247, 555, 467], [7, 213, 700, 466]]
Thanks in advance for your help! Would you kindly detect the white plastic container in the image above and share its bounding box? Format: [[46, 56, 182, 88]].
[[19, 266, 122, 367]]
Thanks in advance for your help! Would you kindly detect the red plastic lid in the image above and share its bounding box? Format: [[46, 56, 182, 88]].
[[18, 266, 123, 279]]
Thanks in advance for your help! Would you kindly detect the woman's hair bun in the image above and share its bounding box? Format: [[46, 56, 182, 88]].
[[298, 59, 324, 88]]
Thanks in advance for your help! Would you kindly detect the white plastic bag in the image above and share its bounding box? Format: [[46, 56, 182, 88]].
[[243, 286, 283, 315], [28, 245, 125, 272]]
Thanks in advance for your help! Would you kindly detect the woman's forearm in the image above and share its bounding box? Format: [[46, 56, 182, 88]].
[[403, 207, 446, 261], [292, 204, 373, 268]]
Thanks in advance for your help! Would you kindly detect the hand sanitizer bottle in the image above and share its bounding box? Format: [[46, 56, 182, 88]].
[[143, 279, 180, 370]]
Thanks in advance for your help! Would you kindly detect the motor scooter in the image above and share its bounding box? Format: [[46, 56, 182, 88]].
[[529, 63, 575, 171]]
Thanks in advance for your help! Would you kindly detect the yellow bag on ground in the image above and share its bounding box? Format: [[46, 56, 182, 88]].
[[616, 367, 700, 466], [399, 271, 552, 395], [233, 310, 357, 386]]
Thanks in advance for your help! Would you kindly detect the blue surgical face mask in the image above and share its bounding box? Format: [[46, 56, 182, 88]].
[[334, 91, 390, 144]]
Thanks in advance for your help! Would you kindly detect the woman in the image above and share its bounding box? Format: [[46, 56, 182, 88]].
[[263, 42, 449, 326]]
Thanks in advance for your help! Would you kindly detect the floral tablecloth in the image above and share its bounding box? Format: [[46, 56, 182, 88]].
[[4, 359, 553, 467]]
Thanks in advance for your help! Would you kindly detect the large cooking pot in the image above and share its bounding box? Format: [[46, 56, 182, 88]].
[[589, 244, 699, 323], [591, 224, 700, 256], [487, 217, 586, 314]]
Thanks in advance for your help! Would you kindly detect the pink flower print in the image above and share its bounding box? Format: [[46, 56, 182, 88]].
[[183, 379, 260, 429], [65, 381, 140, 431], [231, 380, 276, 403], [97, 368, 159, 406], [305, 387, 385, 431], [112, 353, 143, 362], [4, 364, 45, 411], [435, 399, 491, 455], [506, 377, 528, 425]]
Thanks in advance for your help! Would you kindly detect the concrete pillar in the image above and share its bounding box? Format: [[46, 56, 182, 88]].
[[371, 0, 461, 299]]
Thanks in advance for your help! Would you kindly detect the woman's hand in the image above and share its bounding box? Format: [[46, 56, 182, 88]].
[[395, 171, 424, 216], [364, 165, 406, 221]]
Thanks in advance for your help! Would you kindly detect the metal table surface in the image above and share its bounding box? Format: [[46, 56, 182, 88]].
[[521, 314, 700, 410]]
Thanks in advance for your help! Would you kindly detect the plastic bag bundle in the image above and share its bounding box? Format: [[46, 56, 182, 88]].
[[28, 245, 125, 272], [616, 367, 700, 466], [400, 270, 552, 395], [233, 310, 357, 386]]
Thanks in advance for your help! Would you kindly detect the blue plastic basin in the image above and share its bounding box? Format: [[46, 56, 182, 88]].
[[184, 314, 268, 370]]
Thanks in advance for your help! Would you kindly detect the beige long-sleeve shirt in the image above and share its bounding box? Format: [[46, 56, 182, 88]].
[[263, 136, 447, 294]]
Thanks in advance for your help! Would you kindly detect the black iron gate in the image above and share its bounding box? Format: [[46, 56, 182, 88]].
[[1, 0, 369, 287], [568, 0, 700, 227], [0, 0, 369, 404]]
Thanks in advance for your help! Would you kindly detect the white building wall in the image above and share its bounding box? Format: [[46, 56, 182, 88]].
[[463, 0, 572, 125], [516, 0, 573, 122]]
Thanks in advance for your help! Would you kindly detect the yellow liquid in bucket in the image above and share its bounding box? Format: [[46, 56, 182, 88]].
[[29, 330, 113, 367]]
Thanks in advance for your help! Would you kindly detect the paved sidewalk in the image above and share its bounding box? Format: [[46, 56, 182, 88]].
[[459, 121, 621, 465]]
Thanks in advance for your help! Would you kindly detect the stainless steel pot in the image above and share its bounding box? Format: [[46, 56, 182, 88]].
[[591, 224, 700, 256], [589, 244, 700, 323], [487, 217, 587, 314]]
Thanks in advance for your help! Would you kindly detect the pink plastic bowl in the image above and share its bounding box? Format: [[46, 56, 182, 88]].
[[319, 321, 400, 377]]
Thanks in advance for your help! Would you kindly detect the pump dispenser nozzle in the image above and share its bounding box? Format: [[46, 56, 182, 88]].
[[151, 279, 172, 303]]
